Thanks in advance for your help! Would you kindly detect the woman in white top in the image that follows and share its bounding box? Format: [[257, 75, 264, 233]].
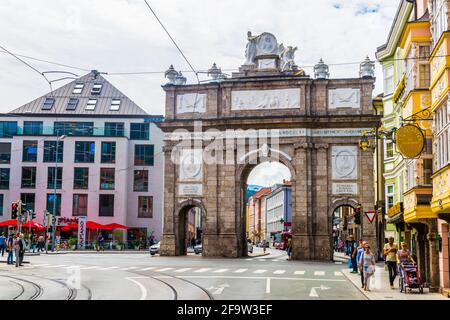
[[359, 243, 376, 291]]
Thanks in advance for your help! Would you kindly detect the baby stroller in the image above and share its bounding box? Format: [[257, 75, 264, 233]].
[[398, 262, 423, 293]]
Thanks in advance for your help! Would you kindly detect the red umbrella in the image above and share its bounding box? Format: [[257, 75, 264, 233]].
[[0, 219, 17, 227], [22, 221, 45, 231], [63, 221, 112, 230], [103, 223, 129, 230]]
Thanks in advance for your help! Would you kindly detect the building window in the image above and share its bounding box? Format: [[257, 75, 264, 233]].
[[72, 83, 84, 94], [0, 194, 3, 216], [74, 168, 89, 189], [47, 167, 62, 189], [130, 123, 149, 140], [86, 99, 97, 111], [422, 159, 433, 185], [0, 143, 11, 163], [43, 141, 64, 163], [419, 64, 430, 88], [0, 121, 18, 138], [134, 170, 148, 192], [22, 140, 38, 162], [21, 193, 35, 212], [46, 194, 61, 216], [383, 65, 394, 94], [42, 97, 55, 110], [91, 83, 102, 95], [75, 141, 95, 163], [21, 167, 36, 188], [110, 99, 121, 111], [54, 122, 94, 136], [138, 196, 153, 218], [73, 194, 88, 216], [100, 168, 115, 190], [134, 145, 154, 166], [105, 122, 124, 137], [386, 185, 394, 210], [0, 168, 10, 189], [432, 0, 447, 44], [434, 102, 450, 170], [99, 194, 114, 217], [23, 121, 43, 135], [385, 141, 394, 159], [67, 98, 79, 111], [101, 142, 116, 163]]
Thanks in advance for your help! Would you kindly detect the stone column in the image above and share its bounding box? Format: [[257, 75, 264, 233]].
[[360, 148, 377, 254], [292, 142, 312, 260], [203, 159, 219, 257], [313, 143, 331, 260], [160, 145, 177, 256], [427, 220, 441, 292]]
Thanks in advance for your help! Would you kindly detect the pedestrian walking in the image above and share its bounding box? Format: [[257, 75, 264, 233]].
[[29, 233, 36, 253], [37, 235, 44, 252], [348, 235, 358, 273], [6, 233, 14, 265], [14, 233, 24, 267], [0, 232, 6, 256], [397, 242, 415, 265], [359, 243, 376, 291], [383, 236, 398, 289], [286, 238, 292, 261], [97, 234, 104, 251], [18, 234, 25, 266], [356, 240, 366, 288]]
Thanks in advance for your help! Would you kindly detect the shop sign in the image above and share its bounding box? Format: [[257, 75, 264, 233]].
[[395, 125, 424, 158], [77, 216, 87, 249]]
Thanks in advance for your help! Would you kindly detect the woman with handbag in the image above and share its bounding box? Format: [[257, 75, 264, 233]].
[[359, 243, 376, 291]]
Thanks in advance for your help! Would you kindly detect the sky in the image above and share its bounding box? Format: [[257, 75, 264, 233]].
[[0, 0, 400, 115], [0, 0, 400, 185]]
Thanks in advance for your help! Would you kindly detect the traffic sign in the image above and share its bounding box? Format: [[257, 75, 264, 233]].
[[365, 211, 376, 223]]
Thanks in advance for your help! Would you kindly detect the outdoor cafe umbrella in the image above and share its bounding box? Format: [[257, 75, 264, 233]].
[[0, 219, 17, 227], [103, 223, 129, 246]]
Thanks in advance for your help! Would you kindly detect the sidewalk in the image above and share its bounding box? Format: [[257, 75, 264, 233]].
[[342, 263, 448, 300]]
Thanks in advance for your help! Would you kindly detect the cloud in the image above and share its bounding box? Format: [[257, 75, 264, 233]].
[[0, 0, 399, 115], [247, 162, 291, 187]]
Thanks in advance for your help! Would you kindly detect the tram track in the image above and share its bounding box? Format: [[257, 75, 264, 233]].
[[149, 273, 214, 300]]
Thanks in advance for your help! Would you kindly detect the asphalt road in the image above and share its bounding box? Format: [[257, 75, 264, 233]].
[[0, 248, 366, 300]]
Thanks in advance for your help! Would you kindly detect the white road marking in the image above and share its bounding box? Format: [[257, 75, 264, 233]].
[[253, 269, 267, 274], [294, 271, 306, 275], [334, 261, 343, 265], [174, 268, 192, 273], [125, 277, 148, 300], [273, 270, 285, 274], [334, 271, 343, 276], [213, 268, 228, 273], [266, 278, 271, 293], [33, 264, 50, 267], [194, 268, 212, 273], [43, 264, 67, 268], [155, 268, 174, 272], [120, 266, 139, 271], [314, 271, 325, 276], [271, 259, 279, 262], [99, 266, 120, 270], [178, 276, 346, 282], [233, 269, 248, 273], [309, 285, 330, 297], [245, 258, 253, 261], [207, 284, 230, 295], [81, 266, 101, 270], [138, 267, 156, 271]]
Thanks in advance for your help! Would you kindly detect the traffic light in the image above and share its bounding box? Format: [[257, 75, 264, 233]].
[[11, 202, 18, 219], [21, 203, 27, 215], [354, 207, 361, 225]]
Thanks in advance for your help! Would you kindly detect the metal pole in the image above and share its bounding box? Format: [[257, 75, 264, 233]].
[[44, 212, 48, 254], [51, 137, 58, 252]]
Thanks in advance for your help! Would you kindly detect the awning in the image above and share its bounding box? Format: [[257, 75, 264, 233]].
[[21, 221, 45, 231], [61, 221, 112, 230], [103, 223, 129, 230], [0, 219, 17, 227]]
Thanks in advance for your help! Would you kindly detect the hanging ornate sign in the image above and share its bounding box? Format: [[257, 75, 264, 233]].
[[395, 125, 425, 158]]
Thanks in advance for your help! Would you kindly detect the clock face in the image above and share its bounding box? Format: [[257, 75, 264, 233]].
[[257, 33, 277, 54], [258, 58, 276, 69]]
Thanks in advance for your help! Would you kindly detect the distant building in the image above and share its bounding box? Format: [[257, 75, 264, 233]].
[[248, 188, 271, 242], [265, 181, 292, 242], [0, 70, 164, 244]]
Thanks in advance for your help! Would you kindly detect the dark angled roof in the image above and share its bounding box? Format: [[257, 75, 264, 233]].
[[9, 71, 149, 116]]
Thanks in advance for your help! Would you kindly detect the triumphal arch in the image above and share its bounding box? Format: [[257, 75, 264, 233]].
[[157, 32, 381, 260]]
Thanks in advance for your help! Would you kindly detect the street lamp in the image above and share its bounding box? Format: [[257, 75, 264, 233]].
[[51, 134, 65, 252]]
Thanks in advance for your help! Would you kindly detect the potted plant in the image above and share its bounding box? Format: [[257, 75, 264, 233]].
[[68, 237, 77, 250]]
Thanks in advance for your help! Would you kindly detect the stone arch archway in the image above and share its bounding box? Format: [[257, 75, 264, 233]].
[[235, 153, 296, 257], [173, 199, 207, 256]]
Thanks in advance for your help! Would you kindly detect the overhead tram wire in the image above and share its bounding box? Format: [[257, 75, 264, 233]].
[[142, 0, 201, 114]]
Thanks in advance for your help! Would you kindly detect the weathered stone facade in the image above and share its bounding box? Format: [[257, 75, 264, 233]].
[[158, 71, 381, 261]]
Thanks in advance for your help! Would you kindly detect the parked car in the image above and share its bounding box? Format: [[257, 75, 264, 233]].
[[150, 242, 160, 255], [194, 243, 202, 254]]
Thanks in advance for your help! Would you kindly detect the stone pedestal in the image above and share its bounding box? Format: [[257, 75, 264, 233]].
[[160, 234, 176, 256]]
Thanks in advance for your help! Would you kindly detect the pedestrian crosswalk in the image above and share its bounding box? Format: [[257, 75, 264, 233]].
[[24, 263, 346, 277]]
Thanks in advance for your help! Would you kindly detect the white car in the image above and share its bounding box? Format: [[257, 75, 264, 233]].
[[248, 242, 254, 253], [150, 242, 160, 255]]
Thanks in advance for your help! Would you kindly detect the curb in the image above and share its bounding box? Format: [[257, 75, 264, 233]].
[[341, 268, 370, 300], [248, 252, 271, 258]]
